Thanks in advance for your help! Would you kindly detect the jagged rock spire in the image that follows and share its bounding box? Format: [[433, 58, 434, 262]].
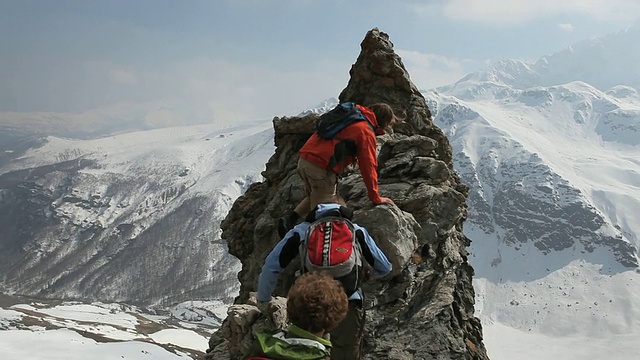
[[340, 28, 452, 167], [206, 28, 489, 360]]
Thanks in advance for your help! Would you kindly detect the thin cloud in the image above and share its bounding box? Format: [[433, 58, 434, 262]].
[[160, 57, 348, 122], [413, 0, 640, 26], [397, 50, 475, 90], [109, 69, 138, 85], [558, 23, 575, 32], [1, 54, 348, 122]]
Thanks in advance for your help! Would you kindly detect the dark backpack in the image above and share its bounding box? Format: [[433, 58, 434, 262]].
[[299, 208, 363, 296], [316, 102, 376, 139], [316, 102, 376, 168]]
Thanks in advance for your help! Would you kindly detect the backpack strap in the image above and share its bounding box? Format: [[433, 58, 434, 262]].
[[328, 138, 357, 169], [355, 229, 375, 265], [347, 103, 377, 133]]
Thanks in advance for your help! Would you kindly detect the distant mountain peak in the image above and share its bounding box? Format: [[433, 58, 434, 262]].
[[445, 25, 640, 96]]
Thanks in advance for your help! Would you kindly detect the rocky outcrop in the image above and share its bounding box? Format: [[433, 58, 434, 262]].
[[206, 28, 488, 360], [205, 293, 288, 360]]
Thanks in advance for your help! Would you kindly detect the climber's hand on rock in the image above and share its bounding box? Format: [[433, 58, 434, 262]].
[[376, 197, 394, 205]]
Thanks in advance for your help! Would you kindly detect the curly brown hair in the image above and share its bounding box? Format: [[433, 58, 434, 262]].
[[287, 272, 349, 333]]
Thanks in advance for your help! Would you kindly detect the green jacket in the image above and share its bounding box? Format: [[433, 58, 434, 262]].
[[247, 324, 332, 360]]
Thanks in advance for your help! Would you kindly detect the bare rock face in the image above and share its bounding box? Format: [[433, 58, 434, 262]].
[[206, 28, 489, 360], [206, 293, 288, 360]]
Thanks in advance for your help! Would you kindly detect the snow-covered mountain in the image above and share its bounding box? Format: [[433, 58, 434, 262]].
[[446, 26, 640, 94], [427, 80, 640, 324], [2, 25, 640, 360], [0, 101, 218, 140], [0, 294, 226, 359], [0, 120, 275, 306], [424, 26, 640, 359]]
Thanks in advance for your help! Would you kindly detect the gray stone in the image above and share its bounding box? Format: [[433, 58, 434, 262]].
[[209, 28, 488, 360]]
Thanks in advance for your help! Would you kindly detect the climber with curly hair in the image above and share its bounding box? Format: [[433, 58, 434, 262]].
[[246, 272, 349, 360]]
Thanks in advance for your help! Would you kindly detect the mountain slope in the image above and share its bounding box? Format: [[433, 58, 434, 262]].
[[0, 121, 275, 306], [424, 31, 640, 344], [2, 24, 640, 360], [0, 294, 225, 359]]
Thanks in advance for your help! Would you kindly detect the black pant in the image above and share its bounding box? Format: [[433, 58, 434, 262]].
[[330, 300, 364, 360]]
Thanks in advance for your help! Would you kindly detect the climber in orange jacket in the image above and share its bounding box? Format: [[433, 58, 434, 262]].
[[278, 102, 402, 236]]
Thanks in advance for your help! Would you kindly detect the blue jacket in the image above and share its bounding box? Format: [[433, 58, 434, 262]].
[[257, 203, 392, 302]]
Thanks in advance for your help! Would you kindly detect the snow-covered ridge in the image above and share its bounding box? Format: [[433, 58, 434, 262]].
[[443, 26, 640, 96], [2, 24, 640, 360], [0, 295, 225, 359], [0, 101, 220, 140], [0, 120, 276, 306], [424, 28, 640, 353]]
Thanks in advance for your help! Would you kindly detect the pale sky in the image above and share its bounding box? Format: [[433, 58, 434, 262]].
[[1, 0, 639, 123]]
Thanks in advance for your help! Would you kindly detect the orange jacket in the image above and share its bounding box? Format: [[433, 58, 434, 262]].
[[299, 104, 384, 204]]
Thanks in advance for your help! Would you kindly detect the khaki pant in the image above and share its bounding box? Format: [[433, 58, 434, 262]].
[[330, 300, 365, 360], [294, 157, 346, 216]]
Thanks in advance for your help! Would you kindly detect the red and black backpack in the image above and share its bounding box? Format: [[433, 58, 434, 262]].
[[299, 207, 363, 296]]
